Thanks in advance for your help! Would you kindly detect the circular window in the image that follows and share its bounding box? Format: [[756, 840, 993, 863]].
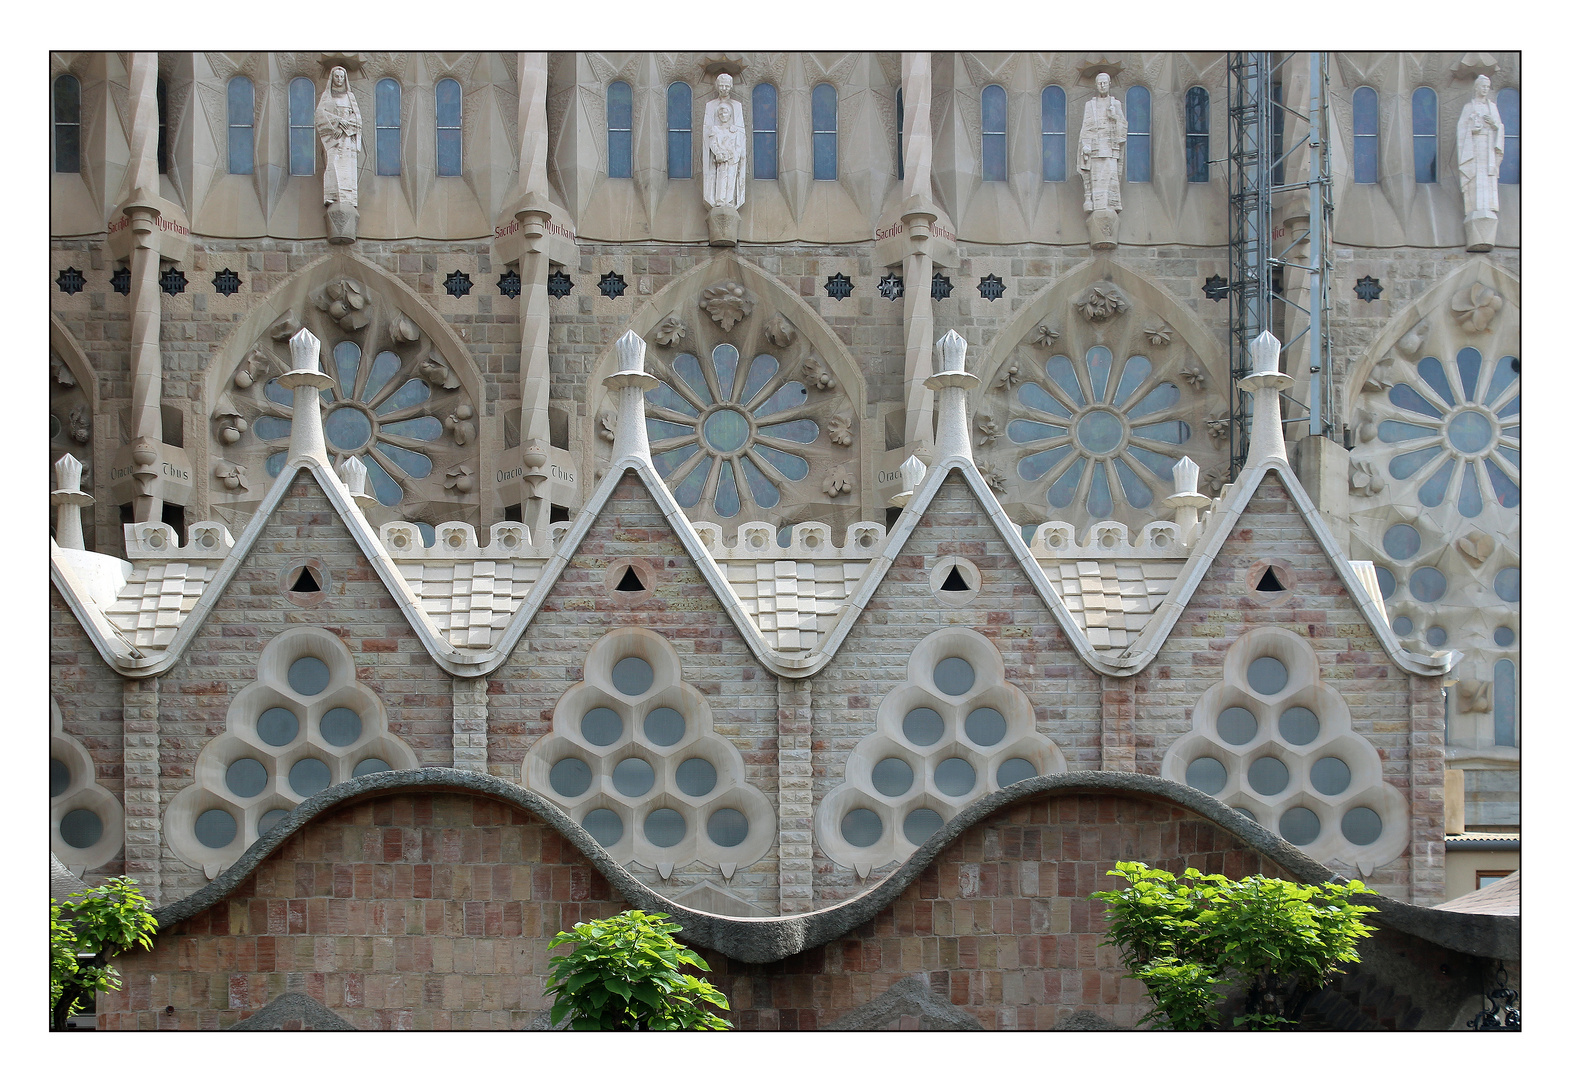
[[1230, 804, 1256, 822], [612, 757, 655, 797], [60, 807, 104, 849], [871, 757, 914, 797], [1425, 626, 1448, 647], [702, 407, 752, 453], [644, 707, 686, 746], [1494, 626, 1515, 647], [644, 808, 687, 848], [902, 707, 945, 746], [933, 657, 975, 696], [1217, 706, 1258, 746], [257, 707, 300, 747], [997, 758, 1038, 787], [1076, 409, 1125, 454], [1392, 616, 1414, 636], [903, 808, 945, 846], [934, 757, 976, 797], [1278, 806, 1321, 846], [324, 405, 374, 453], [1185, 757, 1228, 795], [50, 758, 70, 799], [1382, 524, 1422, 561], [1310, 756, 1352, 796], [550, 758, 592, 798], [259, 808, 290, 836], [1374, 566, 1396, 599], [1494, 567, 1520, 603], [289, 758, 332, 797], [581, 707, 624, 746], [706, 808, 749, 848], [287, 657, 331, 696], [1410, 567, 1447, 603], [1341, 806, 1384, 846], [675, 757, 717, 798], [1246, 657, 1289, 696], [1279, 707, 1320, 746], [320, 707, 362, 747], [194, 808, 238, 849], [1446, 409, 1494, 454], [1247, 756, 1289, 796], [352, 758, 391, 777], [964, 707, 1007, 747], [611, 657, 655, 697], [226, 758, 269, 799], [583, 808, 624, 847], [841, 808, 883, 848]]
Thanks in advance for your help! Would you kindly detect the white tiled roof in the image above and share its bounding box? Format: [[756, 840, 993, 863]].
[[396, 559, 543, 649], [103, 561, 218, 648], [722, 559, 870, 653], [1037, 558, 1185, 650]]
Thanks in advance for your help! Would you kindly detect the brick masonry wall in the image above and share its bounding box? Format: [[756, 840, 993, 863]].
[[98, 787, 1291, 1032]]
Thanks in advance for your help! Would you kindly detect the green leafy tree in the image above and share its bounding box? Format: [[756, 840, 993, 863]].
[[545, 910, 732, 1030], [50, 876, 159, 1031], [1092, 861, 1378, 1030]]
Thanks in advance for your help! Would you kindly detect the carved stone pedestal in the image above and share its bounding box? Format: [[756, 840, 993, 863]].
[[326, 203, 359, 245], [1087, 208, 1120, 250], [707, 205, 740, 247], [1465, 215, 1497, 253]]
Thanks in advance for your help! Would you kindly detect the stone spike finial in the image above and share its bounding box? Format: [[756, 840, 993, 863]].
[[613, 329, 647, 375], [1163, 455, 1211, 544], [52, 452, 93, 550], [54, 453, 85, 494], [1172, 456, 1199, 497], [1249, 330, 1281, 376], [926, 332, 980, 463], [1239, 331, 1293, 468], [289, 326, 321, 372], [935, 329, 968, 374], [603, 331, 659, 464], [338, 455, 368, 496], [890, 453, 928, 508]]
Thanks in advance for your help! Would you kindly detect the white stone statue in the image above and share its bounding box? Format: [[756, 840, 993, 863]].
[[703, 73, 747, 210], [315, 67, 362, 211], [1457, 74, 1505, 250], [1079, 72, 1127, 214]]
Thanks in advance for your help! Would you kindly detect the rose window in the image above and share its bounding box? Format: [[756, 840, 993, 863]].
[[1007, 347, 1192, 519], [1376, 348, 1519, 516], [645, 343, 821, 518]]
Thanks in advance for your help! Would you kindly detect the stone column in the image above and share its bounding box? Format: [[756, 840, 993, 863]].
[[122, 678, 161, 902], [1100, 674, 1137, 772], [124, 52, 165, 522], [453, 677, 489, 773], [900, 52, 937, 456], [515, 52, 554, 540], [777, 675, 814, 914], [1410, 674, 1447, 905]]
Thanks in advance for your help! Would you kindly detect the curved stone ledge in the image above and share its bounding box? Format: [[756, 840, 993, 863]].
[[151, 767, 1519, 964]]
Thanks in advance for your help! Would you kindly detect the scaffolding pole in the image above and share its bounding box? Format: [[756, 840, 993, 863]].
[[1226, 52, 1273, 477]]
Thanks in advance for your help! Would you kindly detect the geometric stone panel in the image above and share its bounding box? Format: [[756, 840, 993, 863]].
[[1161, 626, 1410, 876], [51, 697, 124, 875], [166, 626, 418, 879]]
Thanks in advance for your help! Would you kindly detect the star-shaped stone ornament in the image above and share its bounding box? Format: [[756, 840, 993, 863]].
[[444, 271, 474, 298], [598, 272, 628, 299], [931, 273, 953, 301], [877, 273, 904, 301], [212, 268, 243, 297], [824, 273, 854, 301], [497, 270, 522, 298], [1354, 276, 1383, 303]]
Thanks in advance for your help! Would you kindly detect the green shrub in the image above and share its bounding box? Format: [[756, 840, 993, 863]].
[[1092, 861, 1379, 1030], [50, 876, 159, 1030], [545, 910, 732, 1030]]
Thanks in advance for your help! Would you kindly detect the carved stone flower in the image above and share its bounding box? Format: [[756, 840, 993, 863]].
[[1074, 283, 1128, 322], [699, 281, 755, 331], [974, 413, 1000, 446], [1455, 678, 1492, 713], [652, 315, 688, 347], [213, 461, 249, 492], [1202, 468, 1228, 496], [1028, 323, 1059, 348], [1180, 363, 1207, 389], [390, 315, 421, 344], [1451, 283, 1503, 334], [1456, 531, 1496, 566], [803, 356, 835, 392], [1352, 408, 1377, 444], [1363, 358, 1396, 393], [822, 462, 854, 497], [763, 313, 797, 349], [268, 314, 303, 342], [444, 463, 475, 494], [597, 409, 617, 442], [419, 355, 461, 390], [994, 360, 1022, 390], [980, 463, 1008, 493], [1204, 412, 1231, 443], [311, 278, 371, 332], [1396, 320, 1429, 357], [1349, 460, 1386, 497], [68, 404, 92, 444], [827, 413, 854, 447], [444, 404, 476, 446], [1143, 323, 1173, 346], [233, 348, 269, 389], [50, 356, 76, 387]]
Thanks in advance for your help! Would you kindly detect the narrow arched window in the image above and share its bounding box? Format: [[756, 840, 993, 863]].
[[666, 81, 692, 179], [435, 78, 461, 176], [375, 79, 400, 176], [1125, 86, 1151, 183], [812, 82, 837, 180], [156, 77, 169, 175], [1494, 658, 1516, 747], [1498, 86, 1520, 184], [1270, 80, 1284, 185], [53, 74, 80, 173], [753, 82, 777, 179], [227, 76, 254, 175], [1041, 85, 1066, 182], [1412, 86, 1438, 184], [981, 84, 1007, 181], [288, 77, 315, 176], [895, 87, 904, 181], [1185, 86, 1210, 182], [607, 80, 632, 179], [1353, 86, 1378, 183]]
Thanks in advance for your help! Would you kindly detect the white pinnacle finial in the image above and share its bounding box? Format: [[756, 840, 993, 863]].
[[289, 326, 321, 372], [1249, 330, 1281, 376], [1172, 456, 1199, 497], [890, 453, 927, 509], [54, 453, 85, 494], [935, 329, 968, 374], [613, 329, 647, 375], [338, 455, 368, 497]]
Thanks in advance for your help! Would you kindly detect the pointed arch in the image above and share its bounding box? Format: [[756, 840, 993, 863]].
[[50, 314, 98, 412]]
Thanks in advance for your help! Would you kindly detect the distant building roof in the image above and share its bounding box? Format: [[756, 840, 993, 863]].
[[1435, 870, 1519, 916]]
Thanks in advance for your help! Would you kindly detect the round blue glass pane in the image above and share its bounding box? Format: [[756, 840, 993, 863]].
[[644, 707, 686, 747], [675, 757, 717, 798], [903, 808, 944, 846], [1447, 410, 1493, 454], [964, 707, 1007, 747], [226, 758, 269, 798], [1494, 626, 1515, 647], [583, 808, 624, 847], [707, 808, 749, 848], [1310, 756, 1351, 796], [1383, 524, 1421, 560], [1247, 657, 1289, 696], [934, 757, 976, 797], [1247, 756, 1289, 796], [320, 707, 362, 746], [1410, 567, 1448, 603], [612, 657, 654, 697], [903, 707, 944, 746], [1076, 409, 1124, 454], [193, 808, 236, 850], [1341, 807, 1383, 846], [550, 758, 592, 798], [934, 657, 975, 696], [612, 757, 655, 797], [1217, 706, 1258, 746], [1374, 566, 1395, 599], [257, 707, 300, 747], [581, 707, 623, 746], [872, 757, 914, 797], [841, 808, 883, 848], [1392, 616, 1414, 635], [352, 758, 391, 777], [324, 406, 373, 453], [1494, 567, 1520, 603], [1185, 757, 1227, 795], [1426, 625, 1448, 647], [1279, 707, 1320, 745], [61, 808, 104, 849], [288, 657, 331, 696], [51, 758, 70, 798], [703, 408, 751, 453], [259, 808, 290, 836], [289, 758, 332, 797], [1278, 807, 1321, 845], [997, 758, 1037, 787], [644, 808, 687, 848]]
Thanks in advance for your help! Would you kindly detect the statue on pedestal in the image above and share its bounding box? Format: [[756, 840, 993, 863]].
[[1078, 72, 1127, 250], [1457, 74, 1505, 252], [703, 73, 746, 246], [315, 66, 362, 244]]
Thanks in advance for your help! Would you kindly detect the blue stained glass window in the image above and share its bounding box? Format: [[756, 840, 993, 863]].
[[289, 78, 315, 176], [1417, 356, 1456, 405], [753, 83, 777, 180], [1485, 459, 1519, 507], [1379, 420, 1442, 443], [1113, 356, 1152, 406], [1019, 443, 1075, 482], [1185, 86, 1209, 182], [1020, 381, 1074, 418], [740, 353, 778, 406], [1125, 445, 1179, 479], [1086, 346, 1114, 402], [1494, 659, 1516, 747], [1498, 87, 1519, 184], [436, 79, 462, 176], [228, 76, 254, 175], [1046, 356, 1085, 406], [1412, 87, 1438, 184], [1114, 458, 1152, 508], [1389, 383, 1445, 419], [379, 445, 432, 479], [1125, 383, 1180, 420], [812, 83, 837, 180], [376, 79, 401, 176], [1456, 347, 1483, 401], [982, 84, 1007, 181], [1042, 85, 1066, 182], [1009, 419, 1068, 444], [1049, 456, 1086, 506], [1353, 86, 1378, 183], [666, 81, 692, 179], [1125, 86, 1151, 182], [1458, 462, 1484, 517], [364, 351, 402, 401], [53, 74, 80, 173], [1130, 420, 1190, 444], [1389, 445, 1441, 480], [607, 81, 632, 178], [1418, 457, 1456, 506]]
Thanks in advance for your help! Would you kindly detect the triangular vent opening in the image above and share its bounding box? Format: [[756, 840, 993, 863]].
[[1256, 566, 1286, 592], [940, 566, 971, 592], [615, 566, 646, 592], [290, 566, 321, 593]]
